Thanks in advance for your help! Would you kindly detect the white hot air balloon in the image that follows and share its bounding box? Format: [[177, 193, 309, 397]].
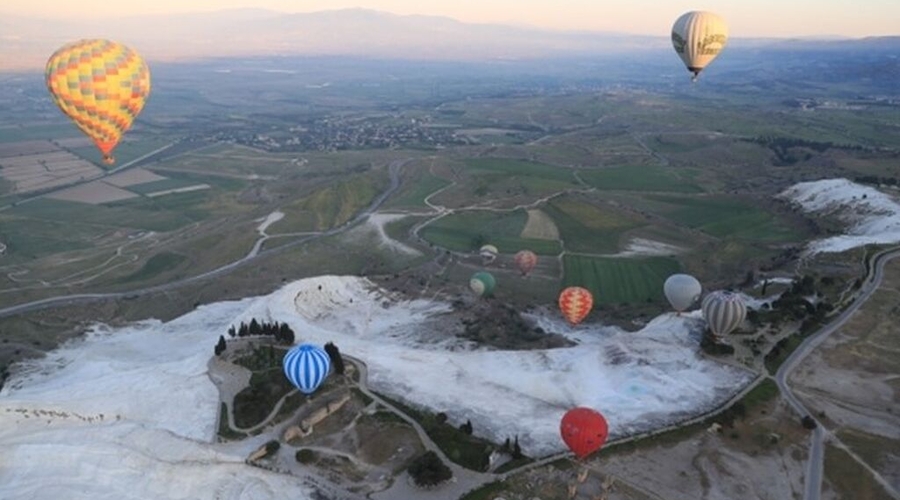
[[664, 273, 702, 313], [671, 11, 729, 82], [479, 244, 499, 264], [701, 290, 747, 338]]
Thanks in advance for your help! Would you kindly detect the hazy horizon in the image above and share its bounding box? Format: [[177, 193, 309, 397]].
[[3, 1, 899, 38]]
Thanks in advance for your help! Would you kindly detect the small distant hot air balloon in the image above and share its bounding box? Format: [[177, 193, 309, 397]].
[[46, 39, 151, 165], [664, 273, 702, 314], [560, 407, 609, 460], [514, 249, 538, 276], [671, 11, 729, 82], [701, 290, 746, 337], [479, 244, 499, 264], [283, 343, 331, 395], [469, 271, 496, 298], [559, 286, 593, 325]]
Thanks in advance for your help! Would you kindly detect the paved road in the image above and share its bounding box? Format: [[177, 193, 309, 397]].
[[0, 158, 411, 318], [776, 246, 900, 500]]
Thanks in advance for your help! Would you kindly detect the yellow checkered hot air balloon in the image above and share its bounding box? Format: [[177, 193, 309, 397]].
[[46, 39, 151, 165]]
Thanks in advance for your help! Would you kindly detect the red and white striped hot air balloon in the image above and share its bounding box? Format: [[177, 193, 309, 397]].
[[559, 286, 593, 326]]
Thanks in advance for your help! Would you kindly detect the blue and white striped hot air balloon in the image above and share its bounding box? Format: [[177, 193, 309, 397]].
[[283, 343, 331, 395]]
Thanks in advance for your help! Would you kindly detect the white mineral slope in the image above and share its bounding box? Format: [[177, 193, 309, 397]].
[[254, 276, 753, 455], [0, 299, 316, 500], [0, 422, 307, 500], [0, 275, 752, 497], [779, 178, 900, 254]]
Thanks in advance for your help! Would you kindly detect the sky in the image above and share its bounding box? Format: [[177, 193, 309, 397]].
[[4, 0, 899, 37]]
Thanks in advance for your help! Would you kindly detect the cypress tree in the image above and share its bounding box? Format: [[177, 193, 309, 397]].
[[324, 342, 345, 375]]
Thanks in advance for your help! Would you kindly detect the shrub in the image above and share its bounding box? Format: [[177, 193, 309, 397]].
[[408, 451, 452, 487], [295, 448, 316, 464]]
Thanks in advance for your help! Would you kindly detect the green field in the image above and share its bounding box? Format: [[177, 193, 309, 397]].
[[0, 214, 96, 260], [644, 194, 800, 242], [419, 210, 561, 255], [562, 255, 681, 305], [578, 165, 703, 193], [9, 195, 208, 233], [462, 157, 580, 197], [385, 168, 450, 208], [120, 252, 188, 283], [0, 124, 82, 143], [465, 157, 577, 183], [0, 177, 13, 196], [544, 196, 646, 254], [274, 171, 389, 233]]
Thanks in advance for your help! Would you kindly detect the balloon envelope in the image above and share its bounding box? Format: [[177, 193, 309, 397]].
[[664, 273, 702, 312], [479, 244, 499, 263], [283, 343, 331, 394], [671, 11, 728, 80], [46, 39, 151, 164], [559, 286, 593, 325], [701, 290, 747, 336], [514, 250, 538, 276], [560, 407, 609, 459], [469, 271, 496, 297]]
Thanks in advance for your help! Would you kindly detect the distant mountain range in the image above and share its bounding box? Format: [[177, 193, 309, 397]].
[[0, 8, 897, 71]]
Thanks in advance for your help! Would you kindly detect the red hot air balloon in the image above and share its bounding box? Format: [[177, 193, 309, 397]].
[[559, 286, 593, 325], [560, 407, 609, 459]]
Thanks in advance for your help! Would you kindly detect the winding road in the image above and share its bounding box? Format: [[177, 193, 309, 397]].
[[776, 246, 900, 500]]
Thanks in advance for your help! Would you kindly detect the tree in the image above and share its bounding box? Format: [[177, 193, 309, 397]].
[[801, 415, 818, 430], [227, 325, 236, 338], [513, 435, 522, 459], [435, 412, 448, 425], [460, 419, 473, 435], [249, 318, 261, 336], [214, 335, 227, 356], [277, 322, 295, 344], [324, 342, 345, 375], [408, 451, 452, 487], [295, 448, 315, 464], [264, 440, 280, 456]]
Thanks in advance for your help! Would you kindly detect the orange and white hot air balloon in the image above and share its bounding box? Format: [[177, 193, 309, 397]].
[[559, 286, 593, 326], [46, 39, 151, 165]]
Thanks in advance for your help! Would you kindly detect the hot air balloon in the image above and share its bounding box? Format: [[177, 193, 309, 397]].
[[701, 290, 746, 337], [46, 39, 151, 165], [559, 286, 593, 325], [514, 249, 538, 276], [671, 11, 728, 82], [560, 407, 609, 460], [664, 273, 702, 313], [479, 244, 499, 264], [283, 343, 331, 395], [469, 271, 496, 298]]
